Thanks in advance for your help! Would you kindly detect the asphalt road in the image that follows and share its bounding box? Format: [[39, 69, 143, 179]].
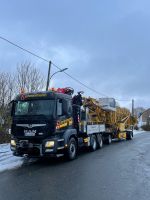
[[0, 132, 150, 200]]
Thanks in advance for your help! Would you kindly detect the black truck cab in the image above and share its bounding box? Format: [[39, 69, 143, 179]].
[[10, 90, 78, 159]]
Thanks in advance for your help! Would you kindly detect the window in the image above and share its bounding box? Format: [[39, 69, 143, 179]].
[[15, 100, 55, 116]]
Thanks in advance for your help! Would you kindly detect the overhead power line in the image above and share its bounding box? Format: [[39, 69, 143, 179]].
[[0, 36, 49, 63], [0, 35, 108, 97], [52, 62, 108, 97], [0, 35, 131, 101]]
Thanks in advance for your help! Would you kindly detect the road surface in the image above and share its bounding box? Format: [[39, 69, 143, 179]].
[[0, 131, 150, 200]]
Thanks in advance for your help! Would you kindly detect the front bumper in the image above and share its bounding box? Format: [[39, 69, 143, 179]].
[[11, 138, 66, 158]]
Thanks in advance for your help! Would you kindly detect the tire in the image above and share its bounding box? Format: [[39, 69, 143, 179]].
[[97, 134, 103, 149], [65, 137, 78, 160], [126, 131, 133, 140], [89, 135, 97, 152], [105, 134, 112, 144]]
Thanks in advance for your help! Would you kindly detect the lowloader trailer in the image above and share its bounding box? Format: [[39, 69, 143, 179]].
[[10, 88, 136, 160]]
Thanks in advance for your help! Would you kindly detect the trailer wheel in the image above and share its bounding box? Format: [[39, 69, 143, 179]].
[[105, 134, 112, 144], [89, 135, 97, 152], [66, 137, 77, 160], [97, 134, 103, 149], [126, 131, 133, 140]]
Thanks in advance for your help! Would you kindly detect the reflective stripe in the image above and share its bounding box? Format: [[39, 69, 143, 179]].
[[57, 147, 65, 150], [57, 139, 64, 142]]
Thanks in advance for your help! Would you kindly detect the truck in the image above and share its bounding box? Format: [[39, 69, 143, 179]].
[[10, 87, 135, 160]]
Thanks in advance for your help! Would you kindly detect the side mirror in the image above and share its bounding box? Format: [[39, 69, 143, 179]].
[[57, 100, 62, 116]]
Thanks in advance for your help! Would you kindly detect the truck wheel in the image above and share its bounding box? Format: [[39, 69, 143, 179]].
[[105, 134, 112, 144], [97, 134, 103, 149], [89, 135, 97, 152], [126, 131, 133, 140], [66, 137, 77, 160]]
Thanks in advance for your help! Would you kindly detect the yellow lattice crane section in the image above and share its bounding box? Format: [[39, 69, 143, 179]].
[[105, 111, 116, 125], [82, 97, 136, 139], [82, 97, 106, 124]]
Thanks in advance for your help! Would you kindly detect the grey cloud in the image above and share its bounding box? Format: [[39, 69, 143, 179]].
[[0, 0, 150, 108]]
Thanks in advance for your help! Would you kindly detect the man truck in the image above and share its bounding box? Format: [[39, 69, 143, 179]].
[[10, 87, 134, 160]]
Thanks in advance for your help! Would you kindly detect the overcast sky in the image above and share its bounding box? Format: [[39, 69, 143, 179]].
[[0, 0, 150, 109]]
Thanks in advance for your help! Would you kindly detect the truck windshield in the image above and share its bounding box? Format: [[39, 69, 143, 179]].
[[14, 100, 55, 116]]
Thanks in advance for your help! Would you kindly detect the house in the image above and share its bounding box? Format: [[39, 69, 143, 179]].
[[134, 107, 145, 118], [138, 108, 150, 127]]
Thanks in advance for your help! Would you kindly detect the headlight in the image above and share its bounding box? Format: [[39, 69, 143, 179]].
[[45, 141, 55, 148], [11, 139, 16, 146]]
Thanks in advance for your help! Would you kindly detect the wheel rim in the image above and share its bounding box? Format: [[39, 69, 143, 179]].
[[109, 135, 112, 143], [69, 143, 76, 158], [100, 137, 103, 148]]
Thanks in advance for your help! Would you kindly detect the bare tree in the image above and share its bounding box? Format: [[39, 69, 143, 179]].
[[0, 72, 16, 125], [0, 63, 45, 130], [7, 74, 16, 102], [0, 62, 44, 110], [16, 62, 45, 93], [0, 72, 8, 108]]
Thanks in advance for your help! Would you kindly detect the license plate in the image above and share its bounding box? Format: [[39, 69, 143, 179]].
[[24, 132, 35, 136]]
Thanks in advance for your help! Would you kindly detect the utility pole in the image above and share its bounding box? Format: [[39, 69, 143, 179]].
[[132, 99, 134, 116], [46, 61, 52, 91]]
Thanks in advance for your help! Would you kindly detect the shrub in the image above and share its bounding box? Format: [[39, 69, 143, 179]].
[[0, 128, 11, 144], [141, 125, 150, 131]]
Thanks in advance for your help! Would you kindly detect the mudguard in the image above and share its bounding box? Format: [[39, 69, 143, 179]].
[[63, 128, 78, 145]]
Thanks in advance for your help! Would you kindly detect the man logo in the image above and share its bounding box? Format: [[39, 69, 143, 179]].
[[27, 124, 33, 128]]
